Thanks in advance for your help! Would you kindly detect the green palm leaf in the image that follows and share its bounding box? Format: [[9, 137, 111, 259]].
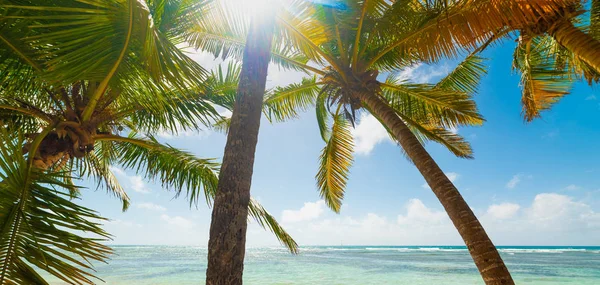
[[513, 35, 572, 121], [315, 92, 330, 141], [98, 133, 298, 252], [381, 80, 484, 129], [0, 131, 111, 285], [102, 133, 220, 206], [85, 147, 130, 211], [264, 76, 321, 122], [316, 114, 354, 213], [397, 112, 474, 158], [368, 0, 577, 70], [248, 199, 298, 254], [435, 54, 487, 95]]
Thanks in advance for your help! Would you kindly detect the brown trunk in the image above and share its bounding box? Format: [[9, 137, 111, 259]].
[[358, 92, 514, 285], [550, 21, 600, 73], [205, 15, 275, 285]]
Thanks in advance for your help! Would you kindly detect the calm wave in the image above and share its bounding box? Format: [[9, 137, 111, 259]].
[[46, 245, 600, 284]]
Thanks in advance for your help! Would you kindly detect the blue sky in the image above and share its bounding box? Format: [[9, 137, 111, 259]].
[[76, 40, 600, 247]]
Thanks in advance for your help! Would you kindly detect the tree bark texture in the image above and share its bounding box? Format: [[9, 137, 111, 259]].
[[550, 21, 600, 73], [358, 92, 514, 285], [205, 14, 275, 285]]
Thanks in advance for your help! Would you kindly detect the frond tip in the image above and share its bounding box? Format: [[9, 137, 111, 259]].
[[248, 199, 299, 254]]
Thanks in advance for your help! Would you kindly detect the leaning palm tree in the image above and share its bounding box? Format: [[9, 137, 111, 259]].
[[188, 0, 586, 284], [0, 1, 296, 283]]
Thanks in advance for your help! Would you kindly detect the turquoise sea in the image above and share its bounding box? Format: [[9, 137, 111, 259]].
[[48, 246, 600, 284]]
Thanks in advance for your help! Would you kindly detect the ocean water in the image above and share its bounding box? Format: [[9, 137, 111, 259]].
[[47, 246, 600, 284]]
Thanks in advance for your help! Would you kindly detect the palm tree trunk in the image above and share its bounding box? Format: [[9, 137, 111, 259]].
[[550, 21, 600, 72], [205, 15, 275, 285], [358, 92, 514, 285]]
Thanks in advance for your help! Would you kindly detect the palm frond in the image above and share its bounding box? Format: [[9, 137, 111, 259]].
[[315, 92, 330, 141], [264, 76, 321, 122], [544, 33, 600, 85], [435, 54, 487, 95], [369, 0, 578, 70], [99, 133, 219, 207], [86, 142, 130, 211], [185, 2, 322, 74], [185, 0, 248, 60], [316, 114, 354, 213], [513, 35, 572, 121], [592, 0, 600, 39], [275, 2, 332, 66], [3, 0, 209, 122], [248, 199, 298, 254], [397, 112, 474, 158], [0, 3, 42, 75], [381, 80, 484, 129], [94, 133, 299, 252], [0, 130, 111, 285]]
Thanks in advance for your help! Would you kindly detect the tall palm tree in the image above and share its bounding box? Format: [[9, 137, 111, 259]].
[[190, 1, 326, 283], [0, 1, 296, 283], [188, 0, 586, 284], [205, 11, 277, 285]]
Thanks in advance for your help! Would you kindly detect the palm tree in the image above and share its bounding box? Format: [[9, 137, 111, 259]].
[[189, 1, 326, 282], [188, 0, 589, 284], [0, 1, 296, 283], [205, 12, 278, 285]]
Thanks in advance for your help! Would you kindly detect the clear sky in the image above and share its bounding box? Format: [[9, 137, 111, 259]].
[[77, 40, 600, 247]]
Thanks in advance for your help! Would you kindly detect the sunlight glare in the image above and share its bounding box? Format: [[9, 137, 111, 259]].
[[223, 0, 276, 19]]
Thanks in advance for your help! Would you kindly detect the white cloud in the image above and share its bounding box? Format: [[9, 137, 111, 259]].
[[136, 202, 167, 212], [585, 95, 597, 101], [219, 109, 233, 118], [110, 167, 150, 194], [564, 184, 580, 191], [396, 64, 422, 81], [180, 44, 224, 70], [395, 64, 449, 84], [105, 219, 142, 228], [506, 174, 521, 189], [351, 114, 390, 155], [157, 106, 231, 139], [278, 199, 459, 245], [486, 203, 520, 220], [397, 199, 448, 225], [525, 193, 599, 230], [157, 129, 211, 140], [109, 166, 126, 176], [282, 200, 326, 223], [129, 175, 150, 193], [267, 63, 308, 89], [422, 172, 458, 189], [265, 193, 600, 246], [160, 214, 196, 229], [479, 193, 600, 244]]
